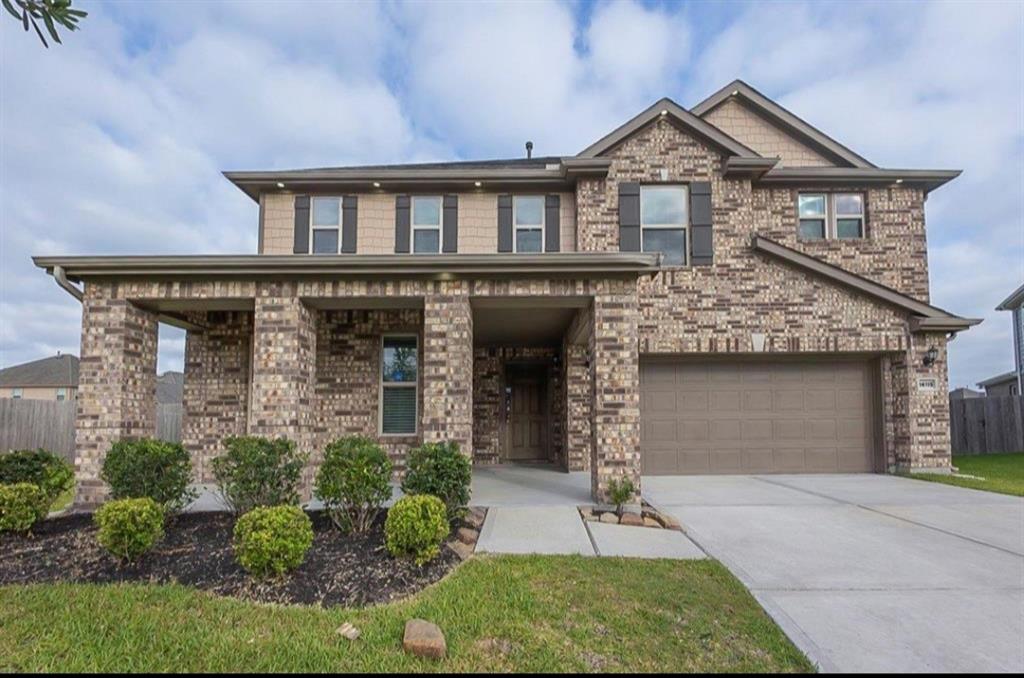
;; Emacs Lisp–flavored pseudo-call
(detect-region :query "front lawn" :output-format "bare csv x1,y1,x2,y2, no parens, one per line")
0,555,814,673
911,453,1024,496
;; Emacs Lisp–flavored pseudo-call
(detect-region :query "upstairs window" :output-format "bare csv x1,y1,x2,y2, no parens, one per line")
311,196,342,254
11,388,22,399
513,196,544,253
798,192,865,240
56,388,66,401
412,196,442,254
381,335,418,435
641,185,688,265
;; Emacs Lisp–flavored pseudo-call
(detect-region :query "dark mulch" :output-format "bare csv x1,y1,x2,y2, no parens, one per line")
0,510,461,608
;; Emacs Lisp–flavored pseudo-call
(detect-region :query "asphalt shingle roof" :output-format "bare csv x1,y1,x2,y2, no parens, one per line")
0,354,79,388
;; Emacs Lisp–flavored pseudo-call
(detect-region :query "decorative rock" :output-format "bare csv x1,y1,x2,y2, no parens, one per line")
446,540,474,560
465,507,486,530
659,514,682,531
643,517,661,528
403,619,447,659
620,513,645,527
599,512,619,524
336,622,360,640
578,506,593,518
456,527,478,545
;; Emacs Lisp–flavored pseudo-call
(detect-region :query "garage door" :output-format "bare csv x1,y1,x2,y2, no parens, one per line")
640,359,877,475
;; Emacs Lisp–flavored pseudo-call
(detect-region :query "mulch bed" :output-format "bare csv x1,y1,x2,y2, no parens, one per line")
0,510,462,608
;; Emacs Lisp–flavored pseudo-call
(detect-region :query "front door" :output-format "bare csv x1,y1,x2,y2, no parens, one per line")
507,368,548,462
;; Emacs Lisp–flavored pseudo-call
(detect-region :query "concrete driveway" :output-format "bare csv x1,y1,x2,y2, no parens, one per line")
643,474,1024,673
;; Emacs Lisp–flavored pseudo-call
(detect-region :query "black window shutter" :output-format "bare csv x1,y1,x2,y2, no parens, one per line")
293,195,310,254
395,195,410,253
618,183,641,252
442,194,458,253
544,195,561,252
690,182,713,266
341,195,358,253
497,195,513,252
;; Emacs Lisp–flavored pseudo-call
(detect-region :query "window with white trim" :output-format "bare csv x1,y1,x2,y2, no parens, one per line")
798,192,865,240
411,196,442,254
56,387,66,401
380,335,417,435
513,195,544,253
641,185,688,265
310,196,342,254
11,388,22,399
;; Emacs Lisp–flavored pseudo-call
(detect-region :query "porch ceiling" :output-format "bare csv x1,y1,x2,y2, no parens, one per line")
472,297,587,347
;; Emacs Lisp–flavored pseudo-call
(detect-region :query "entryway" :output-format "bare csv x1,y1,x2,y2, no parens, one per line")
505,364,549,462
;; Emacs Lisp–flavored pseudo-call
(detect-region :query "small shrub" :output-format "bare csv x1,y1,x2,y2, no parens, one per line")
606,477,636,515
212,436,307,514
384,494,449,566
0,449,73,508
314,436,392,534
0,483,50,533
233,505,314,578
101,438,197,515
94,497,165,562
400,442,471,522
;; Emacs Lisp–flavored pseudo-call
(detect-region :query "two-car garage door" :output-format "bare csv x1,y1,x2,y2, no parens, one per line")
640,358,879,475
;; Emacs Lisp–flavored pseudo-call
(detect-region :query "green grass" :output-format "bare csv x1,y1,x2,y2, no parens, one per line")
911,453,1024,496
0,555,813,673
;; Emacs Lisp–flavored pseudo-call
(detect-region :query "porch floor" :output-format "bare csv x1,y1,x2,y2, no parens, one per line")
470,464,591,507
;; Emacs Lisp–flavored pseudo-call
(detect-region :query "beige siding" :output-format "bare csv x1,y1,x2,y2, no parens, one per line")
259,191,577,255
1,386,76,401
704,99,835,168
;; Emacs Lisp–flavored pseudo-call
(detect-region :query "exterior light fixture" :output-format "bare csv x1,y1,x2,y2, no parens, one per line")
660,109,668,116
474,181,482,187
276,182,285,189
923,346,938,367
895,178,904,184
373,181,381,188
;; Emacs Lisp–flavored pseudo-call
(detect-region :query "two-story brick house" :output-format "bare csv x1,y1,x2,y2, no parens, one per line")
35,80,978,507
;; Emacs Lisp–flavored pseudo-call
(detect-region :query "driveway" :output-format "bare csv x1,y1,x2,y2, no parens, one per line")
643,473,1024,673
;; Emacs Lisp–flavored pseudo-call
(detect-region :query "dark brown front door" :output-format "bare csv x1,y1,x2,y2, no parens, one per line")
507,369,548,462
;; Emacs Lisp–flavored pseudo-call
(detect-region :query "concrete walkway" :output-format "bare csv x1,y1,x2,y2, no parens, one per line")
644,473,1024,673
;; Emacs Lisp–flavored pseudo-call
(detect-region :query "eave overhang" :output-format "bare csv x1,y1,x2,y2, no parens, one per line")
752,235,980,333
34,252,661,283
756,167,961,194
996,282,1024,311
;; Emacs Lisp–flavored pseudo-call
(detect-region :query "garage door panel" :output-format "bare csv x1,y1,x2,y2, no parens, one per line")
641,359,876,475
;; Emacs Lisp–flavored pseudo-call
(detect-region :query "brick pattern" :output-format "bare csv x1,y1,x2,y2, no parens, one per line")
422,283,473,454
74,283,158,506
182,310,252,482
703,98,835,167
882,332,951,471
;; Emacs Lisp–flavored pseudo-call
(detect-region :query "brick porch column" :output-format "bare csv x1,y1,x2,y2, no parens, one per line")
589,282,641,502
422,282,473,455
248,284,317,493
74,283,159,507
883,331,952,472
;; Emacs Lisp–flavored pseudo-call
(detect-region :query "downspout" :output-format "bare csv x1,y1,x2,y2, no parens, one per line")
51,265,84,302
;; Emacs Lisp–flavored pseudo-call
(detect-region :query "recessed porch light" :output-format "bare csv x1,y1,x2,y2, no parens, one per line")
474,181,482,187
276,182,285,189
373,181,381,188
895,179,904,184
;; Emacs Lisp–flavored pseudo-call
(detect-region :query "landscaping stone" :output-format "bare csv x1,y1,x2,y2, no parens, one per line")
659,514,682,531
335,623,360,640
599,512,619,524
620,513,645,527
465,507,486,531
446,540,474,561
643,517,661,528
403,619,447,659
456,527,478,545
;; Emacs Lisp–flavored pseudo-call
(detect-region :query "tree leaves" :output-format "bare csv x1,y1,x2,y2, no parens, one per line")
2,0,87,48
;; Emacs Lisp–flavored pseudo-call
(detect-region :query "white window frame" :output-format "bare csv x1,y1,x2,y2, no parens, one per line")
309,196,343,254
512,195,545,253
56,387,66,401
797,192,866,240
11,387,22,399
640,184,689,266
410,196,443,254
797,192,828,240
379,334,418,436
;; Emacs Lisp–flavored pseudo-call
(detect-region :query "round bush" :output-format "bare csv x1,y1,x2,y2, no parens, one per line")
94,498,165,562
0,482,50,533
400,442,472,523
384,494,449,566
0,449,73,507
101,438,197,514
213,436,307,515
233,505,314,578
314,436,393,534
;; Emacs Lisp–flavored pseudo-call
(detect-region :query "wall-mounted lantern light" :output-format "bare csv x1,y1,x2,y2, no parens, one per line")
923,346,938,367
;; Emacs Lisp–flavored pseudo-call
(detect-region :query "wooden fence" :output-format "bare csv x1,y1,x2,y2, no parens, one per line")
949,395,1024,455
0,400,183,462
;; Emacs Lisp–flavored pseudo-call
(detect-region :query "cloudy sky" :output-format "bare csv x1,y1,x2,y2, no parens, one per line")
1,0,1021,389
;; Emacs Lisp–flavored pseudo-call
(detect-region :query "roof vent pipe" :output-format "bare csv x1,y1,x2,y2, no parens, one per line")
525,141,533,159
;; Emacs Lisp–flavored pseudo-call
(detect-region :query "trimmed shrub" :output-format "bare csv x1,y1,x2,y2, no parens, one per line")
212,436,307,515
0,482,50,533
94,497,165,562
0,449,73,508
101,438,197,515
314,436,392,534
606,477,636,515
384,494,449,566
233,505,314,578
400,442,471,523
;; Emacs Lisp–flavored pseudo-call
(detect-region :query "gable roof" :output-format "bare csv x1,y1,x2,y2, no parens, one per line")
692,80,875,169
752,235,980,332
0,354,79,388
996,282,1024,311
577,97,761,159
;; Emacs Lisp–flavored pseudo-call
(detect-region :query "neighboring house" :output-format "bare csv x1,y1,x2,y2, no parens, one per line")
978,371,1019,397
34,80,980,506
0,353,78,401
948,387,984,400
157,371,184,405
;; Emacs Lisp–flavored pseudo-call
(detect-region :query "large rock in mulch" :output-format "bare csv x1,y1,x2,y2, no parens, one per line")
456,527,478,545
464,507,486,530
403,619,447,659
447,540,474,560
620,513,645,527
599,512,619,524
